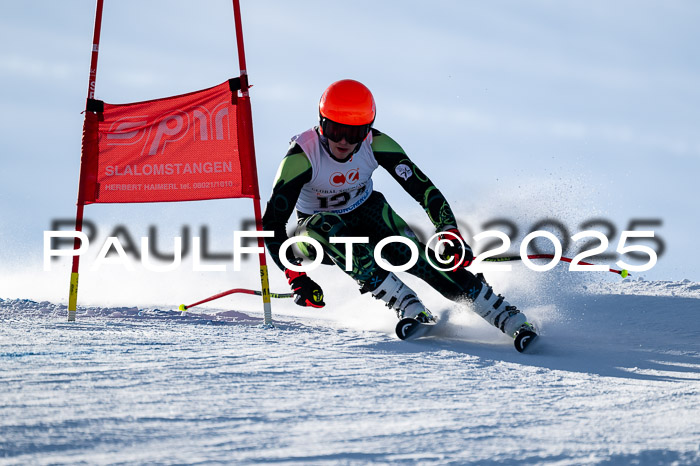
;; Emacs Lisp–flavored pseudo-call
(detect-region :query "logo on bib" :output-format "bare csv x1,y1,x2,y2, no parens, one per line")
330,168,359,187
330,172,346,186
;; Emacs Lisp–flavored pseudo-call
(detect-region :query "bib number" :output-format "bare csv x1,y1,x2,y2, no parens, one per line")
318,186,367,210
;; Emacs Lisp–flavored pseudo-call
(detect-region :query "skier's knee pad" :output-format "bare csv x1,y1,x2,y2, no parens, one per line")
296,213,346,265
301,212,346,237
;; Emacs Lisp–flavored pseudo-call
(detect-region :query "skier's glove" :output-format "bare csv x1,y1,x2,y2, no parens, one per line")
438,227,474,268
285,269,325,308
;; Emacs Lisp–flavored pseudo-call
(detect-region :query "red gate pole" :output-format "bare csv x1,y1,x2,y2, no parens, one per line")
232,0,273,325
68,0,105,322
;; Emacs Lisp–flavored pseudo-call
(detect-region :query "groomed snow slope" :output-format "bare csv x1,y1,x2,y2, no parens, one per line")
1,277,699,465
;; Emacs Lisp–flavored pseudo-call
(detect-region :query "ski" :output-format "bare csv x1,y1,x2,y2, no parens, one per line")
395,317,436,340
396,317,539,353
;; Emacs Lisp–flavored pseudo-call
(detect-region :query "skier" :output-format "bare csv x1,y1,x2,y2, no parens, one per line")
262,79,537,351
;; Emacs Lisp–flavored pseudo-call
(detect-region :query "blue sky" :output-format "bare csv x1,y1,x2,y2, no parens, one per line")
1,1,699,304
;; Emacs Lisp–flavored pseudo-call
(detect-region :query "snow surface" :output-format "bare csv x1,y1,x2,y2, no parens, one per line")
2,276,700,465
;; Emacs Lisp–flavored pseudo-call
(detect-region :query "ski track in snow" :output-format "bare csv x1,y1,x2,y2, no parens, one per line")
1,280,700,465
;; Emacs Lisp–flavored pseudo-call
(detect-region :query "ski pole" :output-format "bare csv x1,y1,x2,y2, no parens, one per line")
482,254,629,277
179,288,293,312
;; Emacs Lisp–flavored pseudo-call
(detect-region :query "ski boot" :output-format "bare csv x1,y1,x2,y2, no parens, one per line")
471,282,537,352
370,272,436,323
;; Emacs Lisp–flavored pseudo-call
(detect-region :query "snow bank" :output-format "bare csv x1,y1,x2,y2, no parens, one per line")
1,279,699,464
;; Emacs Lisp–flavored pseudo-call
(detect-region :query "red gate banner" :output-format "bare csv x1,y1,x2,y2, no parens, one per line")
80,79,258,204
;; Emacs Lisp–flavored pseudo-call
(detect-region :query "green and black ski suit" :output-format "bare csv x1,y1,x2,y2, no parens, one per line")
262,127,484,301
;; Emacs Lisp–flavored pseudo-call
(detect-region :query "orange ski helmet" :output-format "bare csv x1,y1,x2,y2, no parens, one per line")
319,79,376,143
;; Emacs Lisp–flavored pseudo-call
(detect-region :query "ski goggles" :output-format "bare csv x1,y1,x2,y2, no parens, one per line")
320,117,372,144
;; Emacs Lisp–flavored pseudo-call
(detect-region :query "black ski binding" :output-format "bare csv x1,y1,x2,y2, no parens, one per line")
514,327,538,353
395,317,435,340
